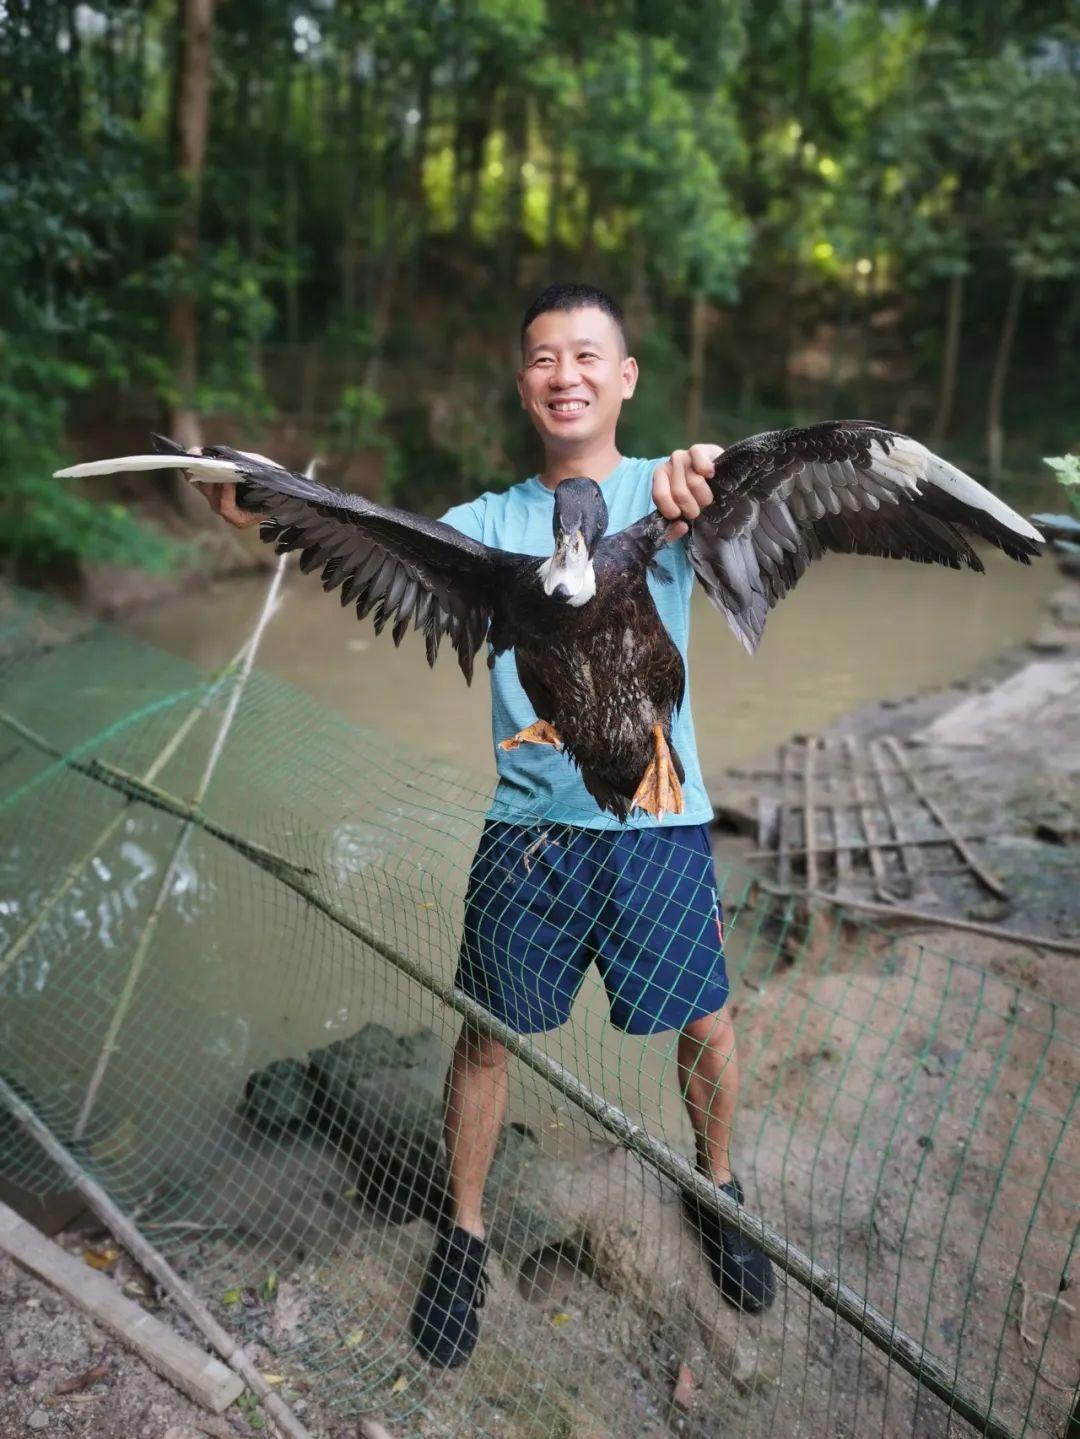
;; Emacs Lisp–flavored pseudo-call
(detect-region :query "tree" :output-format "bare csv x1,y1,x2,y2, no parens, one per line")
167,0,216,462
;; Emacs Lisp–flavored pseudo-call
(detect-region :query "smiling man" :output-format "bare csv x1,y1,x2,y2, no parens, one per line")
199,281,775,1368
411,282,776,1367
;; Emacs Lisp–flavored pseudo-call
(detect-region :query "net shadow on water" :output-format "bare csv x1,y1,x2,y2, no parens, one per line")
0,584,1076,1439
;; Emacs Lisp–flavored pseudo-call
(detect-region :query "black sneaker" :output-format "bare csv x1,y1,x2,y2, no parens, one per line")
410,1224,490,1368
684,1174,775,1313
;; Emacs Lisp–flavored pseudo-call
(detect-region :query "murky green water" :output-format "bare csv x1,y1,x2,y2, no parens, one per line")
1,548,1058,1193
122,546,1057,780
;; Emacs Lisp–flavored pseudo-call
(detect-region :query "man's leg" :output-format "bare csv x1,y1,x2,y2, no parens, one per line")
411,1019,506,1368
678,1006,738,1187
678,1006,774,1312
415,821,594,1366
444,1019,510,1239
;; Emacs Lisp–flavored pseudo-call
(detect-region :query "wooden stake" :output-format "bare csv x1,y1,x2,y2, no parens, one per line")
0,1081,311,1439
882,736,1008,899
803,735,820,893
845,736,895,902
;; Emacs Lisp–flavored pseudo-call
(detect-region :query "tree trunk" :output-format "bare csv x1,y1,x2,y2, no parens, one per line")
340,52,364,345
500,89,527,286
986,270,1025,486
931,271,965,447
782,0,815,390
167,0,215,478
685,293,711,438
283,145,300,347
546,127,563,276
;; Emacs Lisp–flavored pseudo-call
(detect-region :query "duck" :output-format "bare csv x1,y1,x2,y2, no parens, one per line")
56,421,1044,822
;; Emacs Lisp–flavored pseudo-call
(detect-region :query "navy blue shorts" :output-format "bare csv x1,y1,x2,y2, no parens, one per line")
456,821,729,1036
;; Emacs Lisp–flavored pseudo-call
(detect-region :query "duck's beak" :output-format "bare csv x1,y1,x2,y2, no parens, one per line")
539,528,597,606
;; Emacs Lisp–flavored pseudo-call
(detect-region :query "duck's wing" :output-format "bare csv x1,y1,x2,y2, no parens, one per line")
56,442,521,683
220,447,532,683
688,420,1045,654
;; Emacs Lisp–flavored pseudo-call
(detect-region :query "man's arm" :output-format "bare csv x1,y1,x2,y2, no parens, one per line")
652,444,723,541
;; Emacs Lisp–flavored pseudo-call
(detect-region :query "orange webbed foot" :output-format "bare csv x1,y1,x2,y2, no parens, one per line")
499,719,564,752
630,724,684,821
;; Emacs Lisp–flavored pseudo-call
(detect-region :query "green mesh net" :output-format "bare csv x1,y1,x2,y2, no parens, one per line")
0,579,1077,1439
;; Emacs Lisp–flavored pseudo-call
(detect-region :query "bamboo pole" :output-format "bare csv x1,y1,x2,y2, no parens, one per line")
0,1078,311,1439
882,736,1008,900
0,711,313,885
72,546,292,1139
802,735,819,892
845,735,895,902
755,879,1080,956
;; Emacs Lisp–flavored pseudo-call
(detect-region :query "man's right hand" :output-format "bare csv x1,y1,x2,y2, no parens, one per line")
194,480,264,530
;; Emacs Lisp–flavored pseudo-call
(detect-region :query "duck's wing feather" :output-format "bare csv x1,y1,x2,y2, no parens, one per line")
688,420,1044,653
207,447,523,683
57,440,522,683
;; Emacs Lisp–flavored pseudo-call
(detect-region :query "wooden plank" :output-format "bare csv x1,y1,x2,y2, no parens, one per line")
803,735,820,893
881,736,1009,899
828,740,855,891
756,794,780,851
776,743,794,890
869,739,926,902
844,737,895,902
0,1200,244,1414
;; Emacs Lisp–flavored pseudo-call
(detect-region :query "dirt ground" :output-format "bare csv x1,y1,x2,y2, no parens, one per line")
0,1249,256,1439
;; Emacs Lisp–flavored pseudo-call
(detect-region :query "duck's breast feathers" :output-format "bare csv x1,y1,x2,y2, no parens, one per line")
687,420,1044,654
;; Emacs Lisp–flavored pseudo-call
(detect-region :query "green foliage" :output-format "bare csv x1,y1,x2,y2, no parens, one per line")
3,0,1079,558
618,330,690,459
0,46,182,575
1043,455,1080,519
326,386,402,501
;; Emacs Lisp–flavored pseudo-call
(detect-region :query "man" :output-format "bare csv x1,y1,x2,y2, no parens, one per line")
200,281,774,1371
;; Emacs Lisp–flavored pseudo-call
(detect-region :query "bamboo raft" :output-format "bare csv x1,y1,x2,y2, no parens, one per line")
738,733,1008,907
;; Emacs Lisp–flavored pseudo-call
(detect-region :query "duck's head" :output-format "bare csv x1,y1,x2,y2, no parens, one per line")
539,477,608,606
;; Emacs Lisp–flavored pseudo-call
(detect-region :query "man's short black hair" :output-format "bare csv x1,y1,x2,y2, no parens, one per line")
520,282,627,354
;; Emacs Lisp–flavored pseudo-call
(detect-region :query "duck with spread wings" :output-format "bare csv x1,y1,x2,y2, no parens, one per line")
56,421,1043,822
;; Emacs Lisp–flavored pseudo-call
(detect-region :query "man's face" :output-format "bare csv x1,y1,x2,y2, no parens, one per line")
517,306,638,451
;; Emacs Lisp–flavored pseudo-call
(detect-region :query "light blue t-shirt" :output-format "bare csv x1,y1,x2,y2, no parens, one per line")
441,455,714,831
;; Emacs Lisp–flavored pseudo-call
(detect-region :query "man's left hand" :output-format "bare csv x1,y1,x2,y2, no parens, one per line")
652,444,723,541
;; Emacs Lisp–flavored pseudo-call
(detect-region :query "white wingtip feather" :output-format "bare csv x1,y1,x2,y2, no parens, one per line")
921,450,1045,543
53,454,243,482
877,437,1043,543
